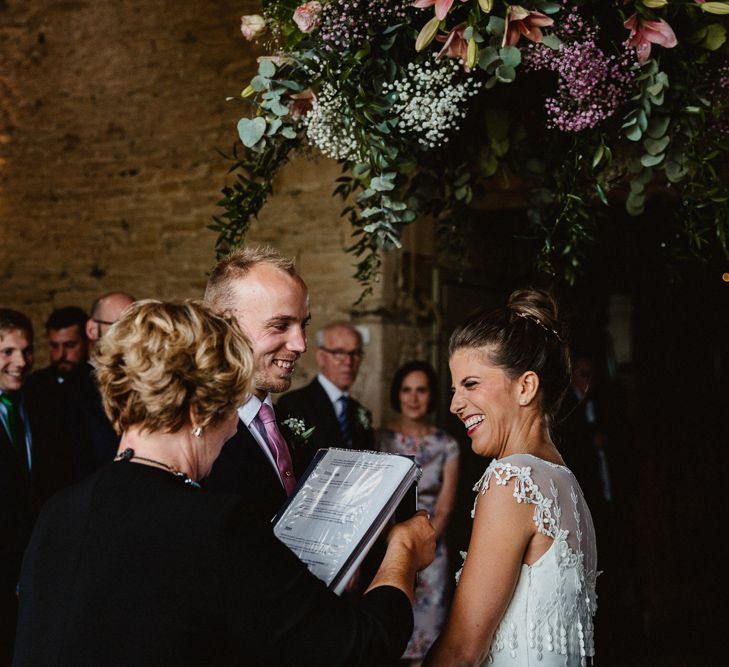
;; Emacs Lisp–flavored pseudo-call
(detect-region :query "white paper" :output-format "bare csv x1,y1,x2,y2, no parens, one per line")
273,448,418,593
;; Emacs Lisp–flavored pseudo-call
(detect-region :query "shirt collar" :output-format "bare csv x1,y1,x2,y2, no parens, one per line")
317,373,347,404
238,392,274,427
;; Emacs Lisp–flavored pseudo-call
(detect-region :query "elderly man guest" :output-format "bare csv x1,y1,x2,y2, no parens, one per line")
67,291,135,469
277,320,374,477
203,246,309,520
0,308,34,664
13,300,436,666
85,291,135,345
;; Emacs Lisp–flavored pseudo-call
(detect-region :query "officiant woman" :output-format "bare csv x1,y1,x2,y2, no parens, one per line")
12,300,435,667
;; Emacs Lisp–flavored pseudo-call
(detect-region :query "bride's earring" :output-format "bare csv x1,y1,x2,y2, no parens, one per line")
191,425,203,438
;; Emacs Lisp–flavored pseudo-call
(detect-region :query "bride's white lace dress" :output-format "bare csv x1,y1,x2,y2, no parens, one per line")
457,454,598,666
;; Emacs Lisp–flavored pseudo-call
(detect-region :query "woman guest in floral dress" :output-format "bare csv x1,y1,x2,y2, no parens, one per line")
377,361,459,666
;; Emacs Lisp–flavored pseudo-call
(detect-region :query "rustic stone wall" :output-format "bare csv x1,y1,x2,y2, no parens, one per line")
0,0,411,424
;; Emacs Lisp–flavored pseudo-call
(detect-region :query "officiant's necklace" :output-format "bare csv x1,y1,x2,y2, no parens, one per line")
114,447,201,489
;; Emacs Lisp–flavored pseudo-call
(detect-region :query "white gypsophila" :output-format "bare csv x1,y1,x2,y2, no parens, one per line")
384,57,481,149
303,83,362,161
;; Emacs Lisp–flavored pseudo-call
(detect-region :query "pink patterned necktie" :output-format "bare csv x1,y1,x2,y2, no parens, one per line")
257,403,297,496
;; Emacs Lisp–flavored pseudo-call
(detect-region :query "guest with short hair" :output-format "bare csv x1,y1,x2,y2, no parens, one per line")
13,300,436,667
24,306,93,502
277,320,374,477
0,308,34,664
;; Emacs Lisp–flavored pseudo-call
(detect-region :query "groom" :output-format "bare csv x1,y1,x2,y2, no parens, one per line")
203,246,310,521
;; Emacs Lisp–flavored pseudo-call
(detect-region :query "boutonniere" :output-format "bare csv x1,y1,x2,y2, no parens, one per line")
355,406,372,431
281,417,315,448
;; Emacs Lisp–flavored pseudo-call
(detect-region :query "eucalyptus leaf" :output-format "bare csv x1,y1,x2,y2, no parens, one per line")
266,118,282,136
486,16,505,35
237,117,266,148
665,160,688,182
250,75,270,92
541,34,563,50
644,135,670,155
625,124,643,141
499,46,521,67
258,59,276,78
281,126,297,139
640,152,664,167
647,115,670,138
478,46,500,70
496,64,516,83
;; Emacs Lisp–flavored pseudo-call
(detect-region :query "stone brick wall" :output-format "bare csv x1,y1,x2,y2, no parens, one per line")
0,0,413,425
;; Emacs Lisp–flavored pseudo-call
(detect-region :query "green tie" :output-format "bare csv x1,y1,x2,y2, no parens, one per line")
1,392,28,470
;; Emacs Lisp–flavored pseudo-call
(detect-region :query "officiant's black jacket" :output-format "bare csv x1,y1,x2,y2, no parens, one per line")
13,461,413,667
277,377,374,478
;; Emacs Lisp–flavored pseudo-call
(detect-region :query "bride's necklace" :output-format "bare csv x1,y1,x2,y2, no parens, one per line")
114,447,201,489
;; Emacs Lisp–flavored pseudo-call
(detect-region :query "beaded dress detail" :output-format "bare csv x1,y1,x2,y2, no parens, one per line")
457,454,598,666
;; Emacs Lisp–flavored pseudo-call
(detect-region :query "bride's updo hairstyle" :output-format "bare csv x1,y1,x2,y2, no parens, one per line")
449,288,571,427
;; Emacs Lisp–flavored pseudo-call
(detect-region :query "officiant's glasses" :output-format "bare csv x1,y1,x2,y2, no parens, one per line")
320,346,364,362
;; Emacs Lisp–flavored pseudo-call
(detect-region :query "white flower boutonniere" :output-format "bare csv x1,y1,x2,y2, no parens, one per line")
355,406,372,431
281,417,315,448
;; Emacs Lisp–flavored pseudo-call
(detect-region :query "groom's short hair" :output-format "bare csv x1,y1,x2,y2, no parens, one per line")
204,245,298,312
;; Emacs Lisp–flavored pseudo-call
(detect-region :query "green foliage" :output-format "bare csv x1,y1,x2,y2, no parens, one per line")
215,1,729,294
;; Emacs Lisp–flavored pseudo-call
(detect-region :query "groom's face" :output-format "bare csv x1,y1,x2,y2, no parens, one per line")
229,263,310,399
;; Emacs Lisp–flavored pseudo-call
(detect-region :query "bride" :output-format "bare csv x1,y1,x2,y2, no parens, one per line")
424,289,598,667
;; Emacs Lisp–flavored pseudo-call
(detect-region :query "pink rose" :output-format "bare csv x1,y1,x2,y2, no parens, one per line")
240,14,266,41
293,2,322,34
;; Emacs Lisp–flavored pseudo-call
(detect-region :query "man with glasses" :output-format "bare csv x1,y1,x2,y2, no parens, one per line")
277,321,374,477
85,291,135,346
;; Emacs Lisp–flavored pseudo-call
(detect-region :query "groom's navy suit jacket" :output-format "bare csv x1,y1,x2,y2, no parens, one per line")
204,420,287,523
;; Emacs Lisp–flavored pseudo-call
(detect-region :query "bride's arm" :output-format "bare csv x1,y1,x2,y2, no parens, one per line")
423,479,535,667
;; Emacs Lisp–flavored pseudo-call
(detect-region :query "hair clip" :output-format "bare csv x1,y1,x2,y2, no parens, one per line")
514,311,563,342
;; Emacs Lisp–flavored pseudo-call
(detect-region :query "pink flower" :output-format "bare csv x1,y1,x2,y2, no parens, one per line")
293,2,322,33
435,24,469,63
624,13,677,64
240,15,266,41
502,5,554,47
288,88,316,119
413,0,468,22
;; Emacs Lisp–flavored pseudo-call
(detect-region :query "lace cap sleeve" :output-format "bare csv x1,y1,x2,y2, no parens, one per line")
472,459,559,538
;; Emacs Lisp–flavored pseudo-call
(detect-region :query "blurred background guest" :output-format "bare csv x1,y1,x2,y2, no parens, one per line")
24,306,93,504
13,300,435,667
0,309,34,665
278,320,374,477
377,360,459,667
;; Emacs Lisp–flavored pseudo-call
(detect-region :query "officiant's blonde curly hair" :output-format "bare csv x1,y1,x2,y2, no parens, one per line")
93,300,253,434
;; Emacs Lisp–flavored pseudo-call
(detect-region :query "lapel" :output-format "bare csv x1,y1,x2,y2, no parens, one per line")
308,378,342,446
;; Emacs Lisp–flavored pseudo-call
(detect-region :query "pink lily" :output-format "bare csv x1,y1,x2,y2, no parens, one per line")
288,88,316,119
624,13,677,64
502,5,554,47
435,24,469,64
412,0,468,21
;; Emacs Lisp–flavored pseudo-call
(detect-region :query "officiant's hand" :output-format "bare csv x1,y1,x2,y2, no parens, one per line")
365,510,435,604
389,510,436,572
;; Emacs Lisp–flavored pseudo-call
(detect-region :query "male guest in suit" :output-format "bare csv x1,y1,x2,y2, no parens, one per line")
70,291,135,469
24,306,94,501
203,246,309,521
277,321,374,477
0,308,34,664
